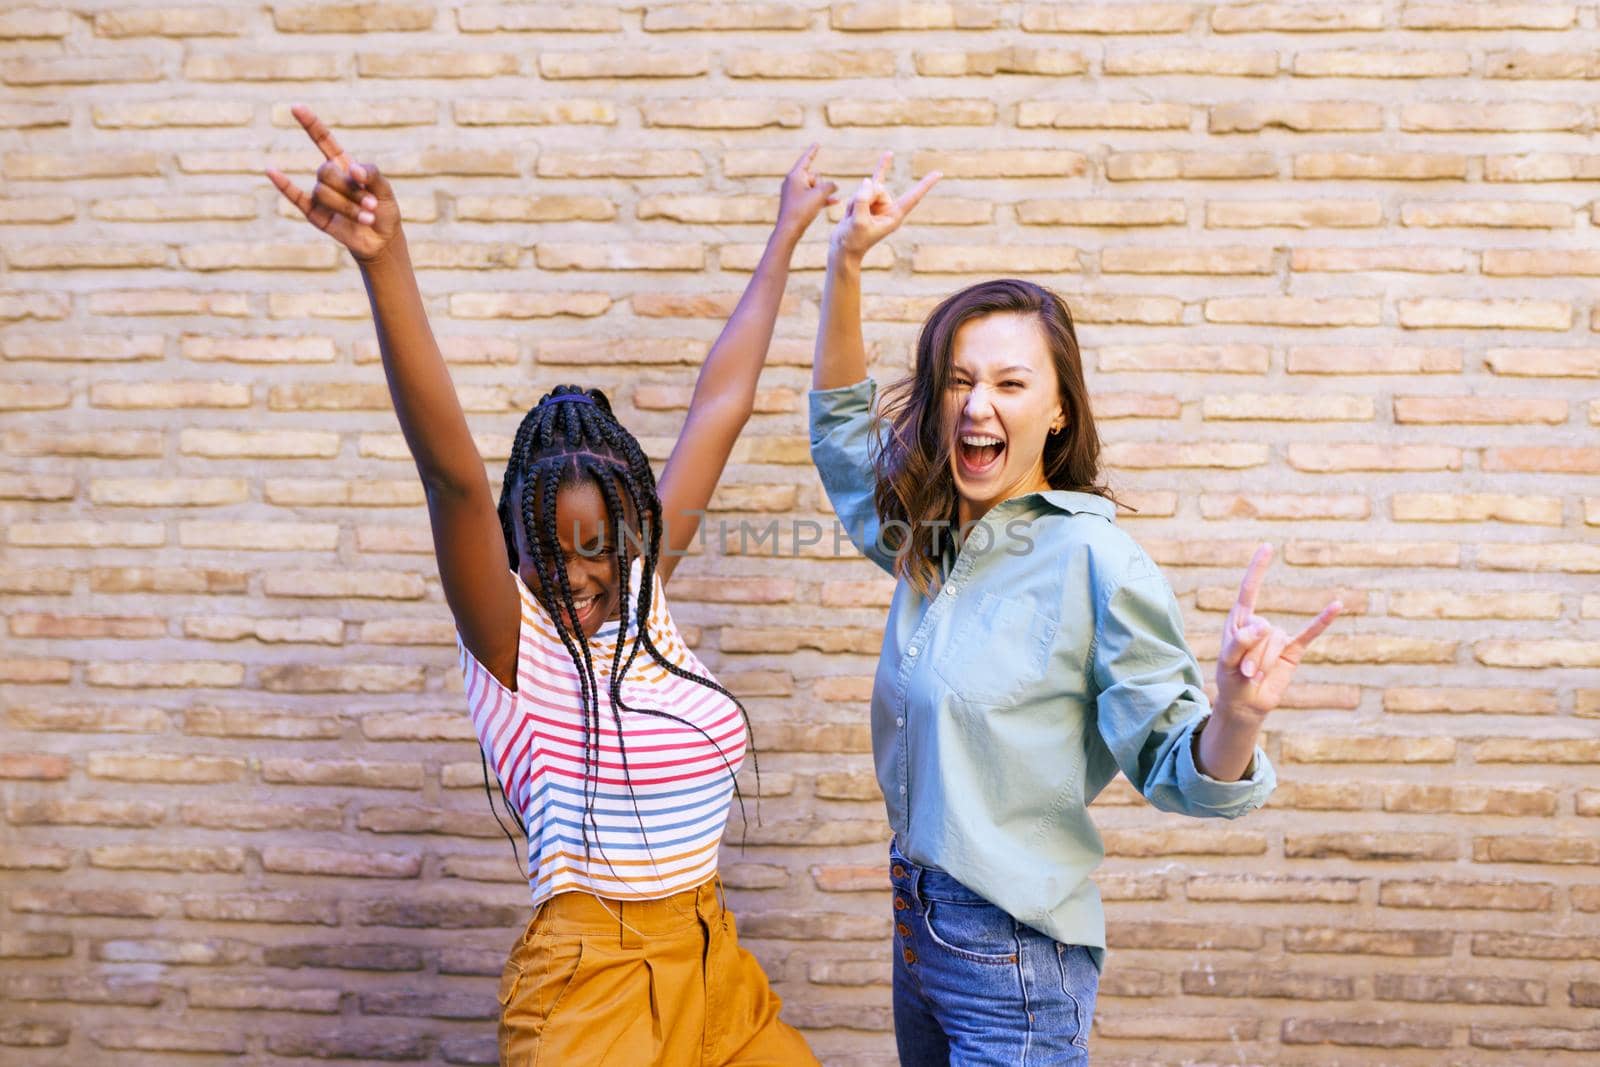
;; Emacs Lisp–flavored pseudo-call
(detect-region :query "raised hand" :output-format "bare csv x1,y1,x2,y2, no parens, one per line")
828,150,940,265
266,105,399,263
1214,544,1342,722
774,144,839,244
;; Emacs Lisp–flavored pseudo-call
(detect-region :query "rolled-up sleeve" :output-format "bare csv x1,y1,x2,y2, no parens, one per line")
808,379,897,576
1091,549,1274,819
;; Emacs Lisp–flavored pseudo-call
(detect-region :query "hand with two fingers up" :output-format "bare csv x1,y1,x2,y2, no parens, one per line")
266,105,399,265
1199,544,1343,780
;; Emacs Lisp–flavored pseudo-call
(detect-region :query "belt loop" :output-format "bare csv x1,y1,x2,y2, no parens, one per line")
619,899,641,950
908,856,925,908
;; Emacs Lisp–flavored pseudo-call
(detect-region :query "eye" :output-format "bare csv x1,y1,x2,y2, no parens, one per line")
1001,380,1025,390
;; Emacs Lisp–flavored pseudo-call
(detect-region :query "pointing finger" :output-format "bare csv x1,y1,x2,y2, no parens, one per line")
292,105,346,164
1234,543,1273,617
872,149,892,185
895,171,941,217
266,168,316,219
1282,600,1343,665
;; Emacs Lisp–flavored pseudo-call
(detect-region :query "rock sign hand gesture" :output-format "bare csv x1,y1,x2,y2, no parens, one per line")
265,105,399,264
829,150,941,263
1214,544,1343,723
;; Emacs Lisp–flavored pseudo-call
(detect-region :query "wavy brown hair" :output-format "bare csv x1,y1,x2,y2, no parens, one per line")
873,278,1114,595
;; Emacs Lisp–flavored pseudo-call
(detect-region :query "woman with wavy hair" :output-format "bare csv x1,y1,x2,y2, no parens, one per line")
808,154,1342,1065
269,107,826,1066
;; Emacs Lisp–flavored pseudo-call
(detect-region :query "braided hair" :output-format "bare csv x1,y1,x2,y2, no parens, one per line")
481,384,759,881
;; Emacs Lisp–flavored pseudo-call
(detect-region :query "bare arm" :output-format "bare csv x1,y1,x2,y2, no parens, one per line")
815,152,940,391
268,107,520,688
655,146,836,581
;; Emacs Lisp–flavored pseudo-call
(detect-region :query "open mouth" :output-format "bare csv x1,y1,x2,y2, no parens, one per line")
570,592,603,629
956,432,1005,479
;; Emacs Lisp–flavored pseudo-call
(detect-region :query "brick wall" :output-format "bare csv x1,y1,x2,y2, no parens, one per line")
2,2,1597,1063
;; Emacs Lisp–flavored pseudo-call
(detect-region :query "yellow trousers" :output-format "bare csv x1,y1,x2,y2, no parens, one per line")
497,879,819,1066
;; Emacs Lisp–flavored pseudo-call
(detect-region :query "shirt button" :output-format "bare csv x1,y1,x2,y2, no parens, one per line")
895,716,904,728
899,785,907,795
907,645,919,657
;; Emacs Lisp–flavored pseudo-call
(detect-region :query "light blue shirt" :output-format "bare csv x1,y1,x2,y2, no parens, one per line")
809,378,1275,967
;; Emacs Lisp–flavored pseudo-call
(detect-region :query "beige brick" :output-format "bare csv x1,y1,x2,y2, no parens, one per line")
4,55,163,85
1403,102,1584,132
92,195,256,222
0,474,74,501
829,97,996,126
1206,297,1381,326
1488,50,1600,79
1292,49,1471,77
1403,201,1572,229
539,50,708,79
1105,48,1275,76
87,752,245,784
643,99,804,129
0,196,75,223
1294,152,1468,180
1484,347,1599,376
3,333,164,362
453,99,614,127
1477,541,1600,571
1018,199,1185,228
86,661,244,688
915,46,1085,77
1393,493,1561,526
185,53,343,81
536,243,703,272
6,152,163,180
0,291,70,321
1292,247,1469,273
1103,442,1268,469
87,289,249,317
1104,246,1273,275
273,3,435,32
90,478,248,508
0,382,70,410
180,429,340,459
1202,394,1373,420
833,2,1001,31
1403,3,1576,30
913,149,1086,178
1210,102,1382,133
9,522,165,549
536,150,704,178
1016,101,1189,130
1106,151,1276,181
1287,541,1461,568
911,245,1079,273
1399,298,1571,331
456,4,622,31
726,49,896,79
90,381,251,409
355,51,516,79
0,102,69,127
6,244,169,269
95,7,240,36
645,3,811,30
1206,200,1381,228
1021,4,1195,33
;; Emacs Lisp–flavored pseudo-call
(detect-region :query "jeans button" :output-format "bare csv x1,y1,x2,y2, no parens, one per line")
891,864,906,879
896,922,911,938
893,897,909,911
903,947,916,965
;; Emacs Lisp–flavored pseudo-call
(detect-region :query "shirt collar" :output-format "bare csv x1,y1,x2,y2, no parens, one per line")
1003,489,1118,521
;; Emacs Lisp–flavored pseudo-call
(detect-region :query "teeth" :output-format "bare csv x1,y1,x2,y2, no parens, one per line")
960,434,1003,447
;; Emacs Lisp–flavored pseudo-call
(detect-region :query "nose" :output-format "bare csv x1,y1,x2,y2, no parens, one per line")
963,384,995,421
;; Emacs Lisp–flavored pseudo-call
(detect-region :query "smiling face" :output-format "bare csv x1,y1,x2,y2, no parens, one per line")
942,311,1066,526
511,477,632,638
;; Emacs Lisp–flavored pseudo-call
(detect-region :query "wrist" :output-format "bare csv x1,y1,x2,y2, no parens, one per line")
355,229,407,271
826,248,863,275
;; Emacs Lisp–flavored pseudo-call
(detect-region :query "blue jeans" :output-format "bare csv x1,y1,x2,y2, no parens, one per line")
890,842,1099,1066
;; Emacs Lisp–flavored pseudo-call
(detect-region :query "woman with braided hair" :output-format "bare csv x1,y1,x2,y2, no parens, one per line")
268,107,828,1066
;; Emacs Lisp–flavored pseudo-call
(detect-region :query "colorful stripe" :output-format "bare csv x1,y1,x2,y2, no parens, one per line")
458,561,745,903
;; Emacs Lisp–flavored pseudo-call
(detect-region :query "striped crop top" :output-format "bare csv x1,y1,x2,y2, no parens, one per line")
457,560,746,904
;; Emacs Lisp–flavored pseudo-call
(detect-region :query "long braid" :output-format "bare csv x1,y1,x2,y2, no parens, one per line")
485,384,763,883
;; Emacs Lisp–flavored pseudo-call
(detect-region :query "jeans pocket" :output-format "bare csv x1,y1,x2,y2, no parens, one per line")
1056,943,1099,1050
922,898,1018,965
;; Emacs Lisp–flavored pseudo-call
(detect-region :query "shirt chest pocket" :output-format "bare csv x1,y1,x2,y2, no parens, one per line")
930,592,1058,706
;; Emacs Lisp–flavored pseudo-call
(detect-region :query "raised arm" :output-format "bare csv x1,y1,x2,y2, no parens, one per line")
268,106,519,687
654,146,836,580
815,151,940,390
